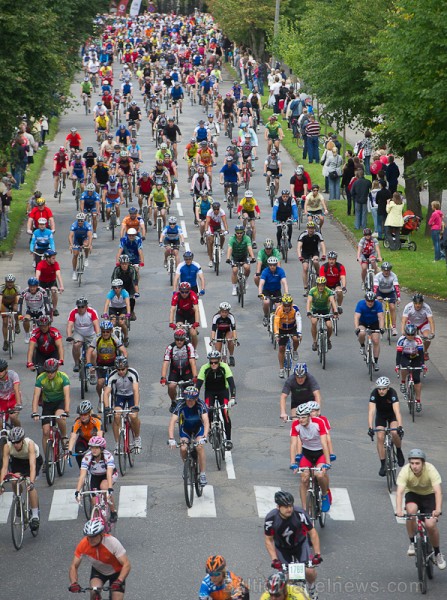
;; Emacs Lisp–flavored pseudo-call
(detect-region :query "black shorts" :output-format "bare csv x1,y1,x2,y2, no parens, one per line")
10,455,43,477
109,307,127,317
263,290,282,301
90,566,124,588
34,349,59,369
400,357,422,383
168,369,192,383
242,210,255,219
302,253,318,261
291,394,314,410
41,400,65,425
311,310,331,321
268,168,279,177
278,328,298,346
175,310,195,325
359,321,380,331
96,366,113,380
204,389,228,408
90,473,108,490
375,413,398,428
405,492,436,515
276,542,311,565
39,280,57,290
215,329,232,341
302,447,324,464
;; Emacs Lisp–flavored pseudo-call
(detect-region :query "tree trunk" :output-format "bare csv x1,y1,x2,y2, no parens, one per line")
403,149,422,217
249,29,266,61
424,186,443,236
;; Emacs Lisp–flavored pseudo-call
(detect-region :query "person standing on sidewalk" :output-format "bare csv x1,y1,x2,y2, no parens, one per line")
428,201,445,262
305,114,321,164
385,155,400,194
351,169,372,230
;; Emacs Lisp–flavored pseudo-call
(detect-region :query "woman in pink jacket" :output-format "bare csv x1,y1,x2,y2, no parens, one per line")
428,201,445,261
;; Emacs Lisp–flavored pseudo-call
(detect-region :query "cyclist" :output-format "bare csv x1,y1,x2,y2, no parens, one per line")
210,302,238,367
115,123,131,147
205,201,229,268
306,276,338,352
0,427,42,531
264,114,284,153
53,146,69,197
401,293,435,361
136,171,154,216
95,110,110,142
120,207,146,239
168,385,209,486
68,213,93,281
219,155,242,204
81,77,93,113
35,250,64,317
65,127,82,155
66,298,100,373
163,116,182,162
68,400,102,467
80,183,101,239
280,363,322,421
319,251,346,313
173,251,205,295
207,113,220,157
27,196,56,233
226,224,256,297
373,262,400,336
184,137,199,179
0,274,21,350
75,436,118,524
273,190,297,250
254,238,281,287
68,153,87,196
104,356,141,453
274,295,302,378
306,400,335,461
170,80,184,115
149,179,170,229
264,490,322,600
290,165,312,207
237,190,261,249
160,216,184,266
196,140,215,189
222,92,236,133
104,279,131,347
396,449,446,569
169,282,200,349
357,227,382,287
125,100,142,134
111,256,139,322
199,555,249,600
368,376,405,477
160,328,197,413
258,256,289,327
303,185,328,231
297,222,326,296
354,291,384,370
396,323,425,412
264,148,282,196
0,359,21,426
27,314,64,371
260,572,310,600
31,358,70,453
116,228,144,274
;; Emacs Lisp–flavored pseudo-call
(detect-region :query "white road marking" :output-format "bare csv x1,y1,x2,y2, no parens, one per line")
49,489,79,521
198,298,207,328
181,219,188,239
389,491,406,524
225,451,236,479
176,202,183,217
187,485,216,517
254,485,280,518
0,492,13,523
327,487,355,521
204,335,212,355
185,242,191,252
118,485,147,518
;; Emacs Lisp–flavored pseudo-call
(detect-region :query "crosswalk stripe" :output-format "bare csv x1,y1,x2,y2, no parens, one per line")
327,487,355,521
254,485,280,518
225,451,236,479
199,299,207,328
118,485,147,518
176,202,183,217
389,491,405,524
187,485,216,517
49,489,79,521
204,335,212,355
181,219,188,239
0,492,13,523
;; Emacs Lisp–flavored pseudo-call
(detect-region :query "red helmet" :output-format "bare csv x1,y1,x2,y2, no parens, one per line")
174,328,187,341
179,282,191,292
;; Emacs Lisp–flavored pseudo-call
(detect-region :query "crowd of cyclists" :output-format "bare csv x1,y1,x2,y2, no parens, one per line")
0,7,444,600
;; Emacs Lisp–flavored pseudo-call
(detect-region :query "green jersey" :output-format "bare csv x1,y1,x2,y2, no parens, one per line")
308,286,333,312
81,82,93,94
266,122,281,139
150,188,168,205
228,234,251,260
257,248,281,269
35,371,70,403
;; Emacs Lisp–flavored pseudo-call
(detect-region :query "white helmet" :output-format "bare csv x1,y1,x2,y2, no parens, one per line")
111,278,123,287
127,228,137,235
76,213,86,221
83,519,105,536
245,190,253,198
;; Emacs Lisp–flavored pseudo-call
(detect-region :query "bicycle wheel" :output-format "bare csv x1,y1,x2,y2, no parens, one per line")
368,345,373,381
214,250,219,276
45,440,56,486
213,425,222,471
110,214,116,240
284,346,292,378
118,429,127,476
306,490,317,523
280,239,288,263
240,279,245,308
8,327,13,359
183,457,194,508
385,444,393,493
77,256,84,287
58,181,62,204
416,537,427,593
10,496,24,550
127,423,135,468
332,315,338,337
408,383,415,422
56,435,66,476
194,457,203,497
82,480,92,520
426,542,434,580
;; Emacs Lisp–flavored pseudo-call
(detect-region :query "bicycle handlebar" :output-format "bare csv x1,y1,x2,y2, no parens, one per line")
397,513,442,519
0,405,23,415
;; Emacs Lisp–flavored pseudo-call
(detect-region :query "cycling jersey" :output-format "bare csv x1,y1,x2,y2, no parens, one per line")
273,198,298,222
0,284,20,305
81,192,100,210
72,415,102,441
195,125,209,142
174,398,207,434
298,231,323,257
211,314,236,337
228,234,252,261
374,272,400,296
81,449,115,475
127,143,141,160
358,236,379,258
137,177,153,195
266,122,281,139
36,260,60,284
396,335,424,360
150,188,168,205
164,341,195,371
402,302,433,328
273,305,302,335
397,463,442,496
290,173,312,195
237,197,260,215
0,369,20,404
264,507,313,550
308,286,333,313
196,197,211,216
162,224,183,243
197,147,213,166
29,207,54,228
185,143,198,159
355,299,383,326
90,334,122,366
260,266,286,292
220,163,239,183
95,116,109,130
199,571,248,600
282,373,320,409
119,236,142,263
171,290,198,315
68,307,98,337
369,388,399,419
30,326,62,355
18,287,49,315
256,248,281,269
106,289,130,310
30,228,55,253
35,371,70,403
260,585,308,600
197,362,234,393
175,261,202,288
290,417,328,451
319,262,346,288
70,221,92,245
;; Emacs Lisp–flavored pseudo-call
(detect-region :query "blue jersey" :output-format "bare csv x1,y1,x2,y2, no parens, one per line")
70,222,92,244
170,71,180,82
162,224,183,243
170,86,183,100
355,299,383,325
174,399,207,433
201,80,211,93
232,85,242,100
81,191,100,208
220,163,240,183
30,228,55,253
175,261,202,287
122,83,132,96
195,126,208,142
260,266,287,292
119,236,142,263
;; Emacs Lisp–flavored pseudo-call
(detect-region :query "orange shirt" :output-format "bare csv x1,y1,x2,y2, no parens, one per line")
72,415,102,441
75,534,126,576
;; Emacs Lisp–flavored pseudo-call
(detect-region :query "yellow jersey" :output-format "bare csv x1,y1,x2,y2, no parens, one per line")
238,197,259,213
273,304,301,335
260,584,310,600
95,115,109,130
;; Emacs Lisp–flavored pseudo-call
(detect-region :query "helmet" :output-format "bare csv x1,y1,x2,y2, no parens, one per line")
405,323,417,336
96,101,102,106
226,156,233,162
266,572,287,595
240,122,247,129
208,113,214,118
270,148,278,155
37,217,47,225
70,127,77,133
83,519,105,537
130,100,137,106
184,386,199,400
264,238,274,249
197,166,205,173
307,221,316,228
36,197,45,206
160,143,167,149
112,279,123,288
212,202,220,209
295,165,304,175
0,359,8,371
9,427,25,444
316,276,326,285
296,404,311,417
44,358,59,373
306,401,320,411
5,274,15,282
200,141,208,147
88,436,106,448
174,328,187,341
365,291,376,301
120,150,128,157
168,216,177,225
183,251,194,260
141,171,149,177
408,449,426,461
207,350,221,361
78,400,93,414
119,255,130,263
327,251,338,259
128,207,138,215
37,315,51,326
100,320,113,330
119,123,126,129
281,190,290,196
206,555,226,574
86,183,95,192
44,250,57,258
235,224,245,233
179,282,191,292
245,190,253,198
376,376,390,388
28,277,39,286
363,228,372,235
381,262,392,271
274,491,294,507
109,175,117,182
115,356,128,369
86,146,93,152
413,293,424,303
127,228,137,236
267,256,279,265
76,297,88,307
34,191,42,198
219,302,231,311
281,294,293,305
294,362,308,377
76,213,86,221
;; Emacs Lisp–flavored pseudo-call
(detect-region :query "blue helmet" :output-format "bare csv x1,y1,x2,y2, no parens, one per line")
28,277,39,286
100,320,113,331
184,386,199,400
294,362,308,377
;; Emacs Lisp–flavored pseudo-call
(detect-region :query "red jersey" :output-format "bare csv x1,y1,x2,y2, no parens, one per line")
137,177,153,195
102,93,113,109
312,414,331,432
319,262,346,289
36,260,60,283
29,207,54,229
291,172,312,195
30,327,62,354
163,160,176,176
171,291,199,314
65,132,82,148
53,151,69,169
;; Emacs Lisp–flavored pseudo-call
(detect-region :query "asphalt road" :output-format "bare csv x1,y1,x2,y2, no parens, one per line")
0,62,446,600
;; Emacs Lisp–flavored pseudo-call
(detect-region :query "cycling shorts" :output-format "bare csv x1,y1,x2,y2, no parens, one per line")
106,197,120,208
360,254,377,264
311,310,331,321
377,290,397,303
179,424,204,439
276,543,312,565
167,368,192,382
241,210,255,220
72,171,85,182
10,455,43,478
41,399,65,425
375,413,398,428
90,471,118,491
359,321,380,331
299,448,325,468
405,492,435,516
72,332,96,346
115,394,135,409
204,390,228,408
83,204,97,214
278,328,298,346
109,307,127,317
267,168,279,177
0,394,18,412
90,567,124,587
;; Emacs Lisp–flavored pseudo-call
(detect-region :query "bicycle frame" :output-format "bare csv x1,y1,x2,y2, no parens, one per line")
1,473,37,550
365,328,381,381
80,489,112,533
1,310,17,359
400,366,422,422
364,258,376,292
400,513,436,594
297,466,327,528
316,315,331,369
39,414,67,486
373,427,399,492
114,408,137,476
209,401,227,471
176,439,203,508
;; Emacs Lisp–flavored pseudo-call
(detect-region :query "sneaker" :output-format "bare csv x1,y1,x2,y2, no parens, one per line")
321,494,330,512
224,440,233,450
229,356,235,367
337,306,343,315
200,236,205,245
24,332,31,344
392,327,397,336
169,401,177,414
436,553,446,570
199,473,208,486
73,365,80,373
407,543,415,556
3,341,8,352
374,363,380,371
110,511,118,523
134,436,142,449
292,351,299,361
400,383,406,393
130,312,137,321
303,287,308,297
93,232,97,239
208,260,213,268
265,186,269,191
416,402,422,413
361,282,365,290
278,368,285,378
312,342,317,351
72,190,75,196
327,488,332,504
54,192,58,198
307,584,318,600
72,271,77,280
288,241,292,249
53,309,59,317
116,218,121,225
379,464,386,477
84,259,89,267
263,316,268,327
29,517,40,531
232,285,237,296
114,444,119,455
327,340,332,350
62,182,66,188
397,448,405,467
424,352,430,361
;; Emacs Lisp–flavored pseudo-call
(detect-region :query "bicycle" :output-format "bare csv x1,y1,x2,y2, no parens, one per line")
56,171,63,204
364,257,376,292
96,366,114,433
316,314,332,370
281,333,295,378
306,259,318,291
262,294,282,347
268,175,279,207
37,414,67,486
114,407,139,476
74,245,86,287
166,244,178,286
155,205,164,239
233,261,247,308
0,406,22,440
79,489,113,532
1,310,17,359
364,328,381,381
297,466,328,528
208,398,232,471
225,115,234,140
1,473,39,550
121,178,131,208
276,220,293,263
210,229,226,276
70,585,111,600
382,297,392,345
399,513,437,594
242,161,251,190
82,93,90,116
400,366,423,423
176,439,204,508
108,204,118,240
224,183,235,218
167,379,194,413
73,177,82,211
372,427,399,493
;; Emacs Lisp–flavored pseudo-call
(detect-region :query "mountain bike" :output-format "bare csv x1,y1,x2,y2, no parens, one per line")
166,244,178,286
0,406,22,441
154,206,164,239
242,160,251,190
208,398,228,471
364,257,376,292
114,407,139,476
38,414,68,486
306,259,318,291
400,513,436,594
1,473,39,550
108,204,118,240
268,175,279,207
1,310,17,359
177,439,205,508
281,333,295,378
232,261,248,308
276,220,293,263
224,182,235,218
373,427,399,493
298,466,328,528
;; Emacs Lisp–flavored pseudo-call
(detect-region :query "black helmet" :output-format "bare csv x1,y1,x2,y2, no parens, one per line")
274,491,294,507
413,293,424,303
0,359,8,371
381,262,392,271
76,297,88,307
365,291,376,301
405,323,417,336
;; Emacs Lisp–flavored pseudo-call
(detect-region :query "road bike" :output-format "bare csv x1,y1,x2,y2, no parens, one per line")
225,115,234,139
276,220,293,263
165,243,178,286
96,366,114,433
210,229,226,276
400,513,437,594
167,379,194,414
281,333,295,378
38,414,67,486
400,366,423,422
263,294,282,347
177,439,205,508
373,427,399,493
208,397,235,471
66,338,89,399
224,183,235,218
73,177,82,211
121,178,131,207
108,204,118,240
172,100,180,123
381,297,393,345
316,314,332,370
0,405,22,441
232,261,247,308
140,195,150,230
1,473,39,550
268,175,280,207
56,171,63,204
80,489,113,532
73,245,86,287
154,205,164,239
364,328,381,381
242,160,251,190
82,93,90,116
298,466,328,528
70,585,111,600
364,257,376,292
114,407,139,476
306,259,318,291
1,310,17,359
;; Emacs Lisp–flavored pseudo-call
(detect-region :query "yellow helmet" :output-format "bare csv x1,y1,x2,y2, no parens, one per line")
281,294,293,305
316,276,327,285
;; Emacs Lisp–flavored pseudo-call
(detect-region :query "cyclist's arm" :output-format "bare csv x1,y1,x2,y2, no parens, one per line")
132,381,140,407
297,240,303,259
308,527,320,555
0,443,11,484
69,554,82,585
168,414,179,439
264,533,278,562
63,381,70,414
192,304,200,325
393,402,403,427
329,295,338,313
433,483,443,516
106,464,115,489
201,411,210,438
28,441,37,484
290,432,299,464
320,239,327,256
395,483,405,516
367,401,376,430
354,311,361,329
280,276,288,295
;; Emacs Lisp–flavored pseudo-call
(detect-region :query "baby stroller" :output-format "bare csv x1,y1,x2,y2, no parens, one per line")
384,210,420,251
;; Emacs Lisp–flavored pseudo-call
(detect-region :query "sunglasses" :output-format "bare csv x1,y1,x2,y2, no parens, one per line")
209,571,224,577
209,361,219,365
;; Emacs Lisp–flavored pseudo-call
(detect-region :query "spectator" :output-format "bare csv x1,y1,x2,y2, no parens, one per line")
322,147,343,200
385,192,405,240
375,179,391,240
351,169,372,230
368,180,380,235
39,116,49,146
385,155,400,194
10,135,28,190
427,201,445,262
341,157,356,215
361,130,373,175
305,114,321,164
